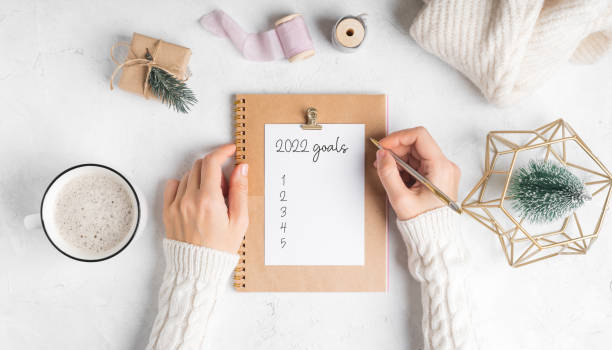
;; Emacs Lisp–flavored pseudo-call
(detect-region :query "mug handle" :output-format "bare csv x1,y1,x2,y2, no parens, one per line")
24,213,42,230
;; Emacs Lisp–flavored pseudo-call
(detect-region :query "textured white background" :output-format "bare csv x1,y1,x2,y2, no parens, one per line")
1,0,611,349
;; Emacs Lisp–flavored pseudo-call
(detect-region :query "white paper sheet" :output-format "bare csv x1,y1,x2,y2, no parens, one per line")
264,124,365,266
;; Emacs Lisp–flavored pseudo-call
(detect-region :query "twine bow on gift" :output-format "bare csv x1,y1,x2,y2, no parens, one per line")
109,39,185,99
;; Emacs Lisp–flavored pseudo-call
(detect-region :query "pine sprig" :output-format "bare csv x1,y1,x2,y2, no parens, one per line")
145,49,197,114
508,160,591,223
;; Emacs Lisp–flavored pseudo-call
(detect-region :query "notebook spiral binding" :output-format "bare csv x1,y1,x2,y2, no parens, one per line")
233,98,247,289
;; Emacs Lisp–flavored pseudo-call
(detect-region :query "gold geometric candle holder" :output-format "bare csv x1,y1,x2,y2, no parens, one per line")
462,119,611,267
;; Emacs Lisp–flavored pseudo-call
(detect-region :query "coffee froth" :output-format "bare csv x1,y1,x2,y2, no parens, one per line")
53,173,136,253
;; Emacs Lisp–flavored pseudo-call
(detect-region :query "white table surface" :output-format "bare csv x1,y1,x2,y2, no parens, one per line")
1,0,611,349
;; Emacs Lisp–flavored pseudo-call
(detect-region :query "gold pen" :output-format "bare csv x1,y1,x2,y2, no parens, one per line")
370,138,463,215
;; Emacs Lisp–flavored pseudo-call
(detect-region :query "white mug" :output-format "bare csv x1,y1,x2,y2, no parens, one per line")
24,164,147,262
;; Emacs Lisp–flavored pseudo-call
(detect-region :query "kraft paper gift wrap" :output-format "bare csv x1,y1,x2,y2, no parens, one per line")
116,33,192,97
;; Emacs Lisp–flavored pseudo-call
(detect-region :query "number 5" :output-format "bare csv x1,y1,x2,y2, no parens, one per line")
280,238,287,248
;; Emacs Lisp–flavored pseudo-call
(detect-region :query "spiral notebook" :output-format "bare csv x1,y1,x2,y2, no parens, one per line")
233,94,388,292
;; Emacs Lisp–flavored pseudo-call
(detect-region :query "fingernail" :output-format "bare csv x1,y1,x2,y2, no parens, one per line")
376,149,385,161
241,163,249,176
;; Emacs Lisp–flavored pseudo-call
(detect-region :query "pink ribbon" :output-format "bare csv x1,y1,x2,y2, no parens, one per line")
200,10,315,62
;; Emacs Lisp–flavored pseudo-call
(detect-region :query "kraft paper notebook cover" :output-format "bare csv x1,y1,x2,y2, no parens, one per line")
233,94,388,292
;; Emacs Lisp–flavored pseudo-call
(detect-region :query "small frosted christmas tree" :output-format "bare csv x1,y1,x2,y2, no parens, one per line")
508,160,591,223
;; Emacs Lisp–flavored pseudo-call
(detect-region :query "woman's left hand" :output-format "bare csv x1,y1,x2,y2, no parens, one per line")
162,144,249,254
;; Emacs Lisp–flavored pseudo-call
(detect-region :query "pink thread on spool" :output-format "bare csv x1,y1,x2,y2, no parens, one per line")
200,10,315,62
275,14,315,62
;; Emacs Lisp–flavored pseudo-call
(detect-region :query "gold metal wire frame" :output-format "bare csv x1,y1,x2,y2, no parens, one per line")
462,119,612,267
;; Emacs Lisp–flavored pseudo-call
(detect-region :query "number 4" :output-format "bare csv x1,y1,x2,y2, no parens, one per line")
280,222,287,233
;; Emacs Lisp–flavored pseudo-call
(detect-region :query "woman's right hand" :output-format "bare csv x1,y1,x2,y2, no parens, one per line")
374,127,461,221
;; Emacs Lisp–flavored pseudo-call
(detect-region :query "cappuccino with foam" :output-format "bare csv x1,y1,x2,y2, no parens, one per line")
53,173,137,253
24,164,145,261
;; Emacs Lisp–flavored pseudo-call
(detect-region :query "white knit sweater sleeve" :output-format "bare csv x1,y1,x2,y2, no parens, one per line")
146,239,238,350
396,207,477,350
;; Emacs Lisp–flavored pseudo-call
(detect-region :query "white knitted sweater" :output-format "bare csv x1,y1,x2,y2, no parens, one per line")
146,240,238,350
146,207,475,349
411,0,612,105
397,207,476,350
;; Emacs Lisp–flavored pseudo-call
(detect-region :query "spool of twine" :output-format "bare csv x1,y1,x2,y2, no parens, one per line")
332,14,367,52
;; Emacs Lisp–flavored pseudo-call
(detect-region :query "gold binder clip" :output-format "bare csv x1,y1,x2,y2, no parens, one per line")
301,107,322,130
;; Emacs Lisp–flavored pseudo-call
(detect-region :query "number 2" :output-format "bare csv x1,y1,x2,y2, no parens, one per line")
280,190,287,201
298,139,308,152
